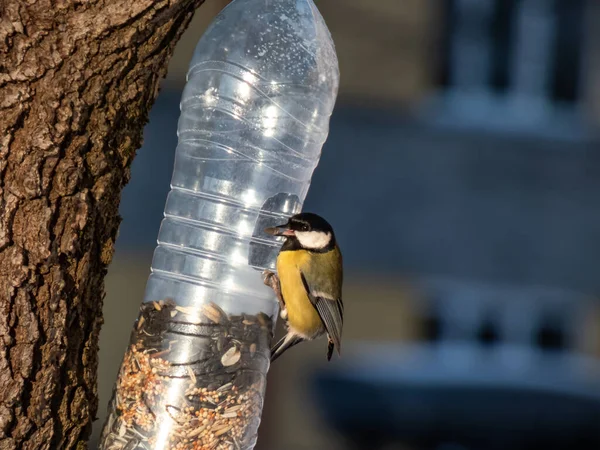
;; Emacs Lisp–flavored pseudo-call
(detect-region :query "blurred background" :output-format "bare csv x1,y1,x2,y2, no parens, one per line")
92,0,600,449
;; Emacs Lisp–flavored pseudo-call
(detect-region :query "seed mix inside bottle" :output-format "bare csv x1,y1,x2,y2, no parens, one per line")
99,299,273,450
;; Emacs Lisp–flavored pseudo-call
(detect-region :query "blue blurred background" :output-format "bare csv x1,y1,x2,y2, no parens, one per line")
93,0,600,448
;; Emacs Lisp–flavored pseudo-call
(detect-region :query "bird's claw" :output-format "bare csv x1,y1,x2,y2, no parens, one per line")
262,269,276,287
262,270,286,311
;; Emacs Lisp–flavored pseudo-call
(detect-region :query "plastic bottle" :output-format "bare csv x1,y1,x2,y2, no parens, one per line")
98,0,339,449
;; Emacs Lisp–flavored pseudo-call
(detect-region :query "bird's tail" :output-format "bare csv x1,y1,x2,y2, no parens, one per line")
270,334,303,363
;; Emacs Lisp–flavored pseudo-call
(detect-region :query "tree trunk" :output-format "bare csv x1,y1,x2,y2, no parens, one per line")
0,1,204,448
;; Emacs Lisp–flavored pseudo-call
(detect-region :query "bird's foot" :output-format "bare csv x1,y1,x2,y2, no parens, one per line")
262,270,286,311
262,269,276,287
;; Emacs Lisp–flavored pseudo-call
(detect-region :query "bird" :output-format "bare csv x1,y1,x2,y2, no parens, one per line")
263,212,343,363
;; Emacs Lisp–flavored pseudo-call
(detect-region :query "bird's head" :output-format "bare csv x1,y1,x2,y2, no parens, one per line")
265,212,335,250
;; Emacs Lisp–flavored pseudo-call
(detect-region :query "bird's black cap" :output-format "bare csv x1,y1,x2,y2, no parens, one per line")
287,212,334,234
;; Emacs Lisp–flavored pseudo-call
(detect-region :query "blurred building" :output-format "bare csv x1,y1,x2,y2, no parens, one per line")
94,1,600,449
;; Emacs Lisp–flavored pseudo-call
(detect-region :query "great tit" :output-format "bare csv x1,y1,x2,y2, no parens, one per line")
263,212,344,362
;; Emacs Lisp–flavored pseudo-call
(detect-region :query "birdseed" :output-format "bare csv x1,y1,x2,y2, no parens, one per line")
98,299,273,450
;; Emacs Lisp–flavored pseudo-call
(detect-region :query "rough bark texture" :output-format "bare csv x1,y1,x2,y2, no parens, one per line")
0,0,204,448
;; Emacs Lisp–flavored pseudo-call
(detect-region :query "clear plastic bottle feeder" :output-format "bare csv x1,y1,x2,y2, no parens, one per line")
98,0,339,449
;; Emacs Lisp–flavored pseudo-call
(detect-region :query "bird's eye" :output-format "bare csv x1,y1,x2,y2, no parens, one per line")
302,225,309,231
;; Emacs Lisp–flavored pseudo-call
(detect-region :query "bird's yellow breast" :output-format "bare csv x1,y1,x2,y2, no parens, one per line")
276,250,323,337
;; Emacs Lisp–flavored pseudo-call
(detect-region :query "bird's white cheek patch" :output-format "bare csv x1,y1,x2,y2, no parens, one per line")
295,231,331,249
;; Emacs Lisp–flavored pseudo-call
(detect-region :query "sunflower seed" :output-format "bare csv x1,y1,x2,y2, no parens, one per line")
217,382,232,392
220,346,241,367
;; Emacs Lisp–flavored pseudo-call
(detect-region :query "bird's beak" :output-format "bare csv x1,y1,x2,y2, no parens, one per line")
265,224,295,237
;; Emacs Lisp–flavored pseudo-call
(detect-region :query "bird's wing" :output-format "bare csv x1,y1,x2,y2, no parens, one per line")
300,266,344,355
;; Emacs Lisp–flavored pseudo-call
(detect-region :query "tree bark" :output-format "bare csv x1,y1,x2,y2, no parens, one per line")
0,0,204,448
